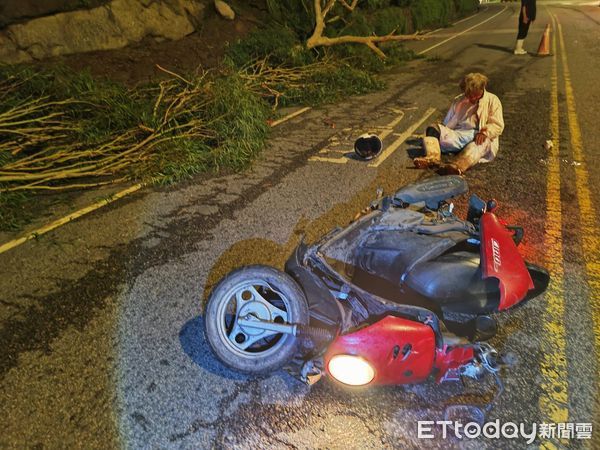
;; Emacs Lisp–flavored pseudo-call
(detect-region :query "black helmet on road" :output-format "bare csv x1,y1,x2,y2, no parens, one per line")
354,133,383,161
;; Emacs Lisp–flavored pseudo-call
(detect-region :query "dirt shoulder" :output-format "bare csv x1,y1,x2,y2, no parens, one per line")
38,1,267,87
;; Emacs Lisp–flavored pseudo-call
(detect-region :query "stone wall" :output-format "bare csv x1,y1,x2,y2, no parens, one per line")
0,1,110,28
0,0,207,63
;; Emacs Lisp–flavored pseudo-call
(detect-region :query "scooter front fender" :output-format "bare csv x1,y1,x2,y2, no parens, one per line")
324,315,436,385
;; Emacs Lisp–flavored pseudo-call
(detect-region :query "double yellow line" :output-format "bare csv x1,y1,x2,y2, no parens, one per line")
539,14,568,438
555,18,600,357
539,11,600,446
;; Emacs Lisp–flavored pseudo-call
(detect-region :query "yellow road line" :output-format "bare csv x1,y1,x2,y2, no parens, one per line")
418,5,507,55
0,183,143,255
556,16,600,378
538,17,569,444
368,108,435,168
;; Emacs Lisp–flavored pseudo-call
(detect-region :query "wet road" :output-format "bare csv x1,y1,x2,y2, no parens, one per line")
1,2,599,449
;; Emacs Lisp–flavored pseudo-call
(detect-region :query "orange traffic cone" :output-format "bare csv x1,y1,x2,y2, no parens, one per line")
537,24,551,56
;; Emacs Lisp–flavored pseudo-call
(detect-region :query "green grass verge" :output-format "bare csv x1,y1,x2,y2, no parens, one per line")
0,0,479,231
0,191,32,231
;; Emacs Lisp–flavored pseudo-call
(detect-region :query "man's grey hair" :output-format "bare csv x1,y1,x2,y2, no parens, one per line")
460,73,489,96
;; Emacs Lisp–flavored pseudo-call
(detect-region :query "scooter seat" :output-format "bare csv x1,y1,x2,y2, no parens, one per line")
404,251,500,314
393,176,468,209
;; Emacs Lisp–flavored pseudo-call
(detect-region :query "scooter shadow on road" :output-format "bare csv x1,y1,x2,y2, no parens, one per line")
179,315,249,381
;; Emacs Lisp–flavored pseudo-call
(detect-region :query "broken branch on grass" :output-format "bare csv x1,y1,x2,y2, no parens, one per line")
306,0,423,58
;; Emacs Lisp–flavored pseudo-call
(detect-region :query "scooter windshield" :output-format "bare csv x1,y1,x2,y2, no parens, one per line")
479,213,534,310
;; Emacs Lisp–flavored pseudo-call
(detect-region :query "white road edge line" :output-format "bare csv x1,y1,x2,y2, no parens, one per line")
368,108,436,168
0,183,143,255
0,107,315,255
0,2,508,256
0,8,508,255
269,106,312,127
418,5,508,55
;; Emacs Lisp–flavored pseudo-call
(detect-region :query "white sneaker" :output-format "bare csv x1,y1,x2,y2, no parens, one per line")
514,39,527,55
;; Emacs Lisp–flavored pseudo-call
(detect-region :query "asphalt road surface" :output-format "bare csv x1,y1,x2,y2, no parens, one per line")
1,1,599,449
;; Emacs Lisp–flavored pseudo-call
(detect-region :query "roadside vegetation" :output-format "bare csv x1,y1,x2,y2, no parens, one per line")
0,0,479,231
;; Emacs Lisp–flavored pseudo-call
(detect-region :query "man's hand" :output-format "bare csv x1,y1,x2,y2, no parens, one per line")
475,131,487,146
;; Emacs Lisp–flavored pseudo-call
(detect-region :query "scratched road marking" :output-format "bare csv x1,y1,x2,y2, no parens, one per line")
308,110,405,164
538,16,569,449
368,108,436,168
309,155,350,164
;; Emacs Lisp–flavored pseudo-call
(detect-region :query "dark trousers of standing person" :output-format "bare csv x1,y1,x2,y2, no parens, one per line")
514,11,531,54
517,11,531,39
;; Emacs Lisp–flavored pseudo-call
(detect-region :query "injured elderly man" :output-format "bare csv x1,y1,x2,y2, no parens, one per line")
413,72,504,176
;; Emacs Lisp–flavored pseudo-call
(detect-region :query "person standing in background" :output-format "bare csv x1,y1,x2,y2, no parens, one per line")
514,0,536,55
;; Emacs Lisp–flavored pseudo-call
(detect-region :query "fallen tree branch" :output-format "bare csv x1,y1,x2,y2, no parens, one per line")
0,69,216,191
307,0,423,58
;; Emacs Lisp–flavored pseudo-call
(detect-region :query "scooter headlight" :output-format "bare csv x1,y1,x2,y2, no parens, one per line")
327,354,375,386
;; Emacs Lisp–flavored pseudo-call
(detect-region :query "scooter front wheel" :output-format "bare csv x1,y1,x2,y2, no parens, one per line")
204,265,309,375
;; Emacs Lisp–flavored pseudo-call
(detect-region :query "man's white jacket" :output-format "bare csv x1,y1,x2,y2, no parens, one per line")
443,90,505,161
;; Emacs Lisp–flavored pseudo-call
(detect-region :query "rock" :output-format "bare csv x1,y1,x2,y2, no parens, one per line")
0,0,107,29
0,32,31,63
110,0,198,42
0,0,206,63
214,0,235,20
9,8,127,58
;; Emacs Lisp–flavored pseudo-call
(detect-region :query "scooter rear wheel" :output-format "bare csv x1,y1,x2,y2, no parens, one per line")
204,265,309,375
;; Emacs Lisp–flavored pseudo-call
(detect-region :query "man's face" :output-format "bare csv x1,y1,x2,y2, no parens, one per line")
466,90,484,104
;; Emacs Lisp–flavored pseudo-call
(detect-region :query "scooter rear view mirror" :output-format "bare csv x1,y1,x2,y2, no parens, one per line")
467,194,487,223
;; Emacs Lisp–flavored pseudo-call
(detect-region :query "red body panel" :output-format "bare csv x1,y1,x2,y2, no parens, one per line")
480,213,534,310
324,316,436,385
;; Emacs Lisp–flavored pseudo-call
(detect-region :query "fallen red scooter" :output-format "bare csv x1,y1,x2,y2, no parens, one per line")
204,176,549,397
